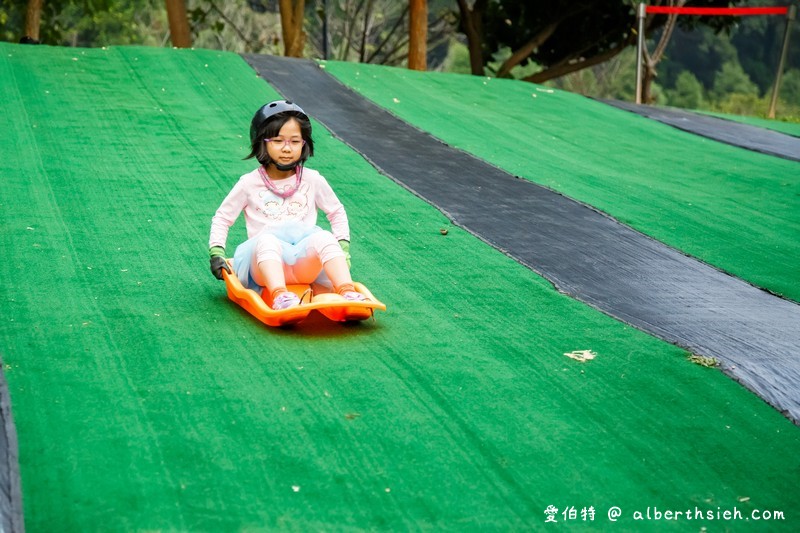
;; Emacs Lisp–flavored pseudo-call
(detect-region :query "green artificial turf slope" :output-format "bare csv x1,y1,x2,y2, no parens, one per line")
1,43,799,531
322,61,800,303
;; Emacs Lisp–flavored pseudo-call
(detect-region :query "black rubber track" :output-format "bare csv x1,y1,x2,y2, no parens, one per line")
602,100,800,163
243,54,800,424
0,360,23,533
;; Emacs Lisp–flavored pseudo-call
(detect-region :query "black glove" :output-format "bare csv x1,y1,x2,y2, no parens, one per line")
209,246,232,280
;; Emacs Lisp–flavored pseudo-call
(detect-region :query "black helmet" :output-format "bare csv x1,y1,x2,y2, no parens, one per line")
249,100,307,146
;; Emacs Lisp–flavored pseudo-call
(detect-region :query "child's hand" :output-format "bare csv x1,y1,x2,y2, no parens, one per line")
209,246,232,280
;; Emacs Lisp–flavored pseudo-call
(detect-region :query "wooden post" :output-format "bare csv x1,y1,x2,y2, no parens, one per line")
768,5,796,119
165,0,192,48
408,0,428,71
279,0,307,57
24,0,43,41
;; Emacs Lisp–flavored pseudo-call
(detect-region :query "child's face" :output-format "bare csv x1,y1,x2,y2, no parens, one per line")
266,118,304,168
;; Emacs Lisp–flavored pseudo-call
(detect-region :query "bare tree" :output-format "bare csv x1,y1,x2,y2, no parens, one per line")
186,1,283,54
165,0,192,47
408,0,427,70
308,1,410,66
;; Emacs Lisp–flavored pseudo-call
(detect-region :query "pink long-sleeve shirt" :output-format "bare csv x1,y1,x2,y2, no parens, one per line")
209,166,350,250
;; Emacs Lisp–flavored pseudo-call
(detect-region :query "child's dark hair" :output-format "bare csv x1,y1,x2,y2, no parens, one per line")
246,111,314,167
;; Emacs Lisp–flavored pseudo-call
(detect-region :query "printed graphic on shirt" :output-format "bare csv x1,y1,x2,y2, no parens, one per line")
257,183,311,222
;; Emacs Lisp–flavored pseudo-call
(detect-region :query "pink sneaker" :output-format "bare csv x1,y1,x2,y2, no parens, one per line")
272,292,301,310
340,290,367,302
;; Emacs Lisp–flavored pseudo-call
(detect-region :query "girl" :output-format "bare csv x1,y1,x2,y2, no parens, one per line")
208,100,365,310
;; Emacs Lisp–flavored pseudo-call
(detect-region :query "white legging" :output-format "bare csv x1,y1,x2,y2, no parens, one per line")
250,230,344,287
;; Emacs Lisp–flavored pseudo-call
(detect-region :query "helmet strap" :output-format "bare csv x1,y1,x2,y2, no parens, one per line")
274,160,299,171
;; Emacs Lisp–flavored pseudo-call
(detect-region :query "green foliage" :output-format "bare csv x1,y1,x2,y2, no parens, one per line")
711,61,759,102
666,71,704,110
2,0,796,123
779,69,800,107
659,26,738,90
659,0,799,95
0,0,165,46
715,92,765,116
63,0,166,47
704,86,800,124
440,38,472,75
486,46,540,79
547,47,638,101
0,1,27,42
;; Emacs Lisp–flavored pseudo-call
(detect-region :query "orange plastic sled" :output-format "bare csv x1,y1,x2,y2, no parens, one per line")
221,260,386,327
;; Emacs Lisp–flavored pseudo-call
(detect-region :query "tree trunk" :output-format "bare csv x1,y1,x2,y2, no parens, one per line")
24,0,43,41
642,63,657,104
456,0,487,76
279,0,307,57
165,0,192,48
408,0,427,70
641,1,686,104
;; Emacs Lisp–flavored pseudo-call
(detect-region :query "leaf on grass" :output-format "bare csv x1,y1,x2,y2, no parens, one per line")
564,350,597,363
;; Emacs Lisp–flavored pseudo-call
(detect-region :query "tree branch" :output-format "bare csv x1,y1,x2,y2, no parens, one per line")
496,21,559,78
366,6,409,63
359,0,374,63
206,1,255,50
524,36,634,84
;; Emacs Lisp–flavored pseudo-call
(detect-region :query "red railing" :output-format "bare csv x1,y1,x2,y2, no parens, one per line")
645,6,789,16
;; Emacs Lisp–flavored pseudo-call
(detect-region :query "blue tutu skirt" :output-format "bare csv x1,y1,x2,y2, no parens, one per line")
233,223,332,292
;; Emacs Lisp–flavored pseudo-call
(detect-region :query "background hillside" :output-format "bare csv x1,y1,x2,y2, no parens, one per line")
2,0,799,120
1,42,799,531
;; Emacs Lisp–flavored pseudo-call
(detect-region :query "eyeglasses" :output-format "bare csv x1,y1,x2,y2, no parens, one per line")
265,138,305,150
